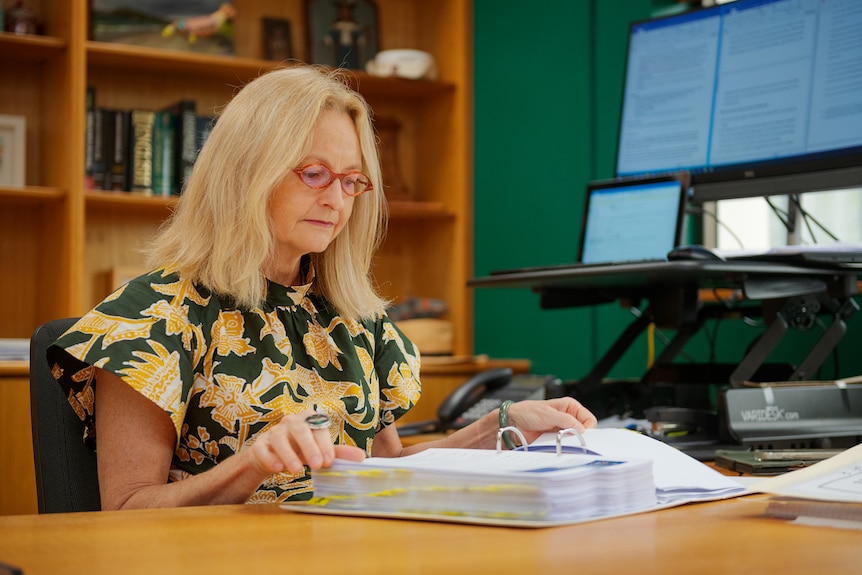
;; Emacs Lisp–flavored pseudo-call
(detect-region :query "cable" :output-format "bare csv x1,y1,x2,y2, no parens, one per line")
687,205,745,249
789,194,841,243
628,306,698,363
764,196,793,233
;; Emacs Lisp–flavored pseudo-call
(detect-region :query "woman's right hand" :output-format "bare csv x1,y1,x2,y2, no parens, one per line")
248,409,366,476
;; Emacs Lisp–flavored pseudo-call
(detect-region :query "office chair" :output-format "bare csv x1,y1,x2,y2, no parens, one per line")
29,317,101,513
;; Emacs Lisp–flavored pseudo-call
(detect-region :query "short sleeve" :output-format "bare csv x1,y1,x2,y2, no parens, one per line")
373,315,421,427
47,269,211,446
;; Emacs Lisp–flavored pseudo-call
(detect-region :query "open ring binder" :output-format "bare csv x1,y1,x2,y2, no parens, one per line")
496,426,528,453
292,427,748,527
498,426,591,455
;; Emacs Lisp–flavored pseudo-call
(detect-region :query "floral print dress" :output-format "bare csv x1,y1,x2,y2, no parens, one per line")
48,265,421,502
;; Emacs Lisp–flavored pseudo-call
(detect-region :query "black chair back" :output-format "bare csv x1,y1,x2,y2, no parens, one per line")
29,318,101,513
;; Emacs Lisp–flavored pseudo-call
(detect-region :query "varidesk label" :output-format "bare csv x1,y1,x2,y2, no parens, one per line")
739,405,801,423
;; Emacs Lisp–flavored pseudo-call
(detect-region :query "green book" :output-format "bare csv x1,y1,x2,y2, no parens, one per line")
151,110,176,196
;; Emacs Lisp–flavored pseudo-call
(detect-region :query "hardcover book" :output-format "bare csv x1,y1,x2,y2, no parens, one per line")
84,86,96,189
151,110,176,196
129,109,156,194
195,114,216,159
91,106,109,191
100,109,130,191
162,99,197,195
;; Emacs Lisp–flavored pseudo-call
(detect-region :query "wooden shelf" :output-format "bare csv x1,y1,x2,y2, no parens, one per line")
86,41,454,99
0,185,65,204
2,0,473,354
0,361,28,377
0,33,66,63
85,189,178,211
0,1,476,517
81,193,451,220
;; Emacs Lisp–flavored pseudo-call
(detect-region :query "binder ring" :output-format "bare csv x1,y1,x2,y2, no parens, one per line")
496,426,528,454
556,428,586,456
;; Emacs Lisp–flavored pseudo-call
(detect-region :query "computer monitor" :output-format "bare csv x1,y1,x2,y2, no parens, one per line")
615,0,862,203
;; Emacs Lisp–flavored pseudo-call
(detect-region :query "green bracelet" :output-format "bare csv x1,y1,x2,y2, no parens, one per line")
498,400,517,450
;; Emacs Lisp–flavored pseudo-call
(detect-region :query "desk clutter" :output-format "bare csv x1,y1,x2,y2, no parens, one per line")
285,428,746,527
755,441,862,530
0,338,29,361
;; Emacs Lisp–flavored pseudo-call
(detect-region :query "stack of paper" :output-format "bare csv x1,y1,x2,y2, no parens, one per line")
286,427,748,527
0,339,29,361
309,448,657,523
530,428,747,504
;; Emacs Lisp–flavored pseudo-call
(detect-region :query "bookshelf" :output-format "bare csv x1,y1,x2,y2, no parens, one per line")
0,0,475,356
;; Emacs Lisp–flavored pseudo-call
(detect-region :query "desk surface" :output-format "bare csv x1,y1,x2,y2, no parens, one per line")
0,496,857,574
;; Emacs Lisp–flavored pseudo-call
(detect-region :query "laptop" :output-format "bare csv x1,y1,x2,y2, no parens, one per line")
491,173,689,275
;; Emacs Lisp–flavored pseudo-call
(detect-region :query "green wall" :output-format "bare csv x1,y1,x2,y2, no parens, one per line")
473,0,660,384
472,0,862,392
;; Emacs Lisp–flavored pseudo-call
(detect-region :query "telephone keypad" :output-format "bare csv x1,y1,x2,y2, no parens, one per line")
453,380,547,428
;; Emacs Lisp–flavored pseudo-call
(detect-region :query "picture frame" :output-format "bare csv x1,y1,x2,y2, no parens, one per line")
262,17,293,61
90,0,236,56
0,114,26,187
305,0,378,70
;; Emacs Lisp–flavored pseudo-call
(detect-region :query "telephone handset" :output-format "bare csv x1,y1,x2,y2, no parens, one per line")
396,368,560,436
436,367,513,429
437,368,557,431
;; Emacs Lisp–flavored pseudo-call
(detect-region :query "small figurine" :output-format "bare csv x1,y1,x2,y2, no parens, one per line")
162,3,236,44
324,0,367,69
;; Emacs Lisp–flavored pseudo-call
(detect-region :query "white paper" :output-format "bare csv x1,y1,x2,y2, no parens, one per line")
752,441,862,503
530,428,746,503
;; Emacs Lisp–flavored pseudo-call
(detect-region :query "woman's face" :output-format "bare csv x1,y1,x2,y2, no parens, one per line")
267,109,361,282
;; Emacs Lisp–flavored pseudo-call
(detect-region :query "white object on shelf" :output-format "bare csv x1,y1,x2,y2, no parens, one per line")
366,49,437,80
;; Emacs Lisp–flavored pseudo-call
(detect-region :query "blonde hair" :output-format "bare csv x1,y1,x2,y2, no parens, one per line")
148,66,388,319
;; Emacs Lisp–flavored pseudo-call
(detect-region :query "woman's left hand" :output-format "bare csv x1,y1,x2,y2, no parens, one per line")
506,397,598,445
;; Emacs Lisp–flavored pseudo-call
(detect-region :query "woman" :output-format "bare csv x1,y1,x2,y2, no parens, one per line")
49,66,597,510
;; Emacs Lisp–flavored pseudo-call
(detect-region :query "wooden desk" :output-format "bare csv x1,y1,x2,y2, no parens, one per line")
0,360,36,516
0,496,856,574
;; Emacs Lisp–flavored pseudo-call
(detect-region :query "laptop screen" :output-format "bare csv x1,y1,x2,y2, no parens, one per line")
578,175,688,265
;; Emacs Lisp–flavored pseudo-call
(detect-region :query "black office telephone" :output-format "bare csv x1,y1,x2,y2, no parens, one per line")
398,367,559,436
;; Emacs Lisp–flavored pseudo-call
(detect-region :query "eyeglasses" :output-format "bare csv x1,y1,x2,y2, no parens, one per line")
292,163,374,196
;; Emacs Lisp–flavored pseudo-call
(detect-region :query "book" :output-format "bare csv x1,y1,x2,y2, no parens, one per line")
106,109,130,191
162,99,197,194
84,86,96,189
286,428,747,527
151,110,176,196
195,114,215,158
91,107,109,190
128,109,156,194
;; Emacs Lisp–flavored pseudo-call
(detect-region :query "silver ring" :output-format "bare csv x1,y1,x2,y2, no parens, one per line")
305,413,331,430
